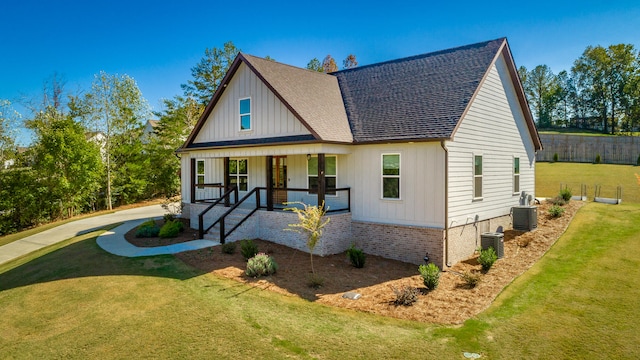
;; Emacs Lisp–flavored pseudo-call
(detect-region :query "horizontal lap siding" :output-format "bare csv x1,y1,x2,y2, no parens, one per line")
193,63,311,143
348,143,445,227
447,55,536,226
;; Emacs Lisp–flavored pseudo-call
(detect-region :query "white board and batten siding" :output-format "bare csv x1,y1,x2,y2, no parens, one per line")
446,54,537,226
347,142,446,228
193,63,311,144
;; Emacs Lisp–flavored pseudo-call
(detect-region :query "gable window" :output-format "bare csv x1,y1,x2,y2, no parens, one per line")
513,157,520,194
308,156,337,195
239,98,251,131
229,159,248,191
196,159,205,188
382,154,400,199
474,155,483,199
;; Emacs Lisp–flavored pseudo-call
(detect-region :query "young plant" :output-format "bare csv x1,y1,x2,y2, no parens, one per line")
346,245,366,268
553,153,559,162
548,204,565,218
595,154,601,164
221,241,237,254
559,187,572,202
240,239,259,260
135,219,160,238
307,273,325,289
461,271,481,288
245,253,278,277
418,263,440,290
159,219,184,238
392,286,420,306
478,247,498,272
285,201,330,276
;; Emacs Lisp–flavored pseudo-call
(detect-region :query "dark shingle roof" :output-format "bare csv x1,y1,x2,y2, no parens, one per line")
333,38,504,142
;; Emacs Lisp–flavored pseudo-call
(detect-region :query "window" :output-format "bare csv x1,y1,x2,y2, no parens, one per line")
513,157,520,194
307,156,337,195
382,154,400,199
229,159,248,191
474,155,483,199
196,159,205,188
239,98,251,131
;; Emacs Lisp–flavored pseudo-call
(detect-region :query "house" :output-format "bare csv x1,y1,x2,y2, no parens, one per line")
142,119,159,144
86,131,107,160
177,38,542,268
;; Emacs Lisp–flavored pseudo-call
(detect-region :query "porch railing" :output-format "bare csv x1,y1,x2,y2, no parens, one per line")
197,186,238,239
198,186,350,242
192,183,225,203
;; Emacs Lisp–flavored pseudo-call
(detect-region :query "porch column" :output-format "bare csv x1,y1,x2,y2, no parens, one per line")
190,158,196,203
317,153,326,210
266,155,273,211
223,157,230,207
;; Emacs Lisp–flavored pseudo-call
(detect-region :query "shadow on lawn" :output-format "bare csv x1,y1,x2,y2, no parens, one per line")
0,235,206,292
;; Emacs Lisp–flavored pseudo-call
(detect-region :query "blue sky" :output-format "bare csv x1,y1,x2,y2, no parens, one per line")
2,0,640,144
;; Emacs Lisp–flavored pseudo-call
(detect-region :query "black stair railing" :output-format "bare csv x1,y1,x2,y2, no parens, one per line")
198,186,238,239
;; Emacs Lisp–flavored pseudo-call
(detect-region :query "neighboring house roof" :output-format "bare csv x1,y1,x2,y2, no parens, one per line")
147,120,159,128
182,38,542,151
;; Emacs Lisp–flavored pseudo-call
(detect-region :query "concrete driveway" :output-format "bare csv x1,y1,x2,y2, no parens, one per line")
0,205,168,265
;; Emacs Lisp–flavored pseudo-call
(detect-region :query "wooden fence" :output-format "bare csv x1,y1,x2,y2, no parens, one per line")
536,134,640,165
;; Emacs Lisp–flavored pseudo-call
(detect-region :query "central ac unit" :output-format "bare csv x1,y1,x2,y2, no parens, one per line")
512,206,537,231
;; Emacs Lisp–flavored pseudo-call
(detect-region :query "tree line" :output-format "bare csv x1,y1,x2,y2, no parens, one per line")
519,43,640,134
0,41,358,235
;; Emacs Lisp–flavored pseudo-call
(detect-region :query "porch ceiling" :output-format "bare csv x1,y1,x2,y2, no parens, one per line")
180,143,352,158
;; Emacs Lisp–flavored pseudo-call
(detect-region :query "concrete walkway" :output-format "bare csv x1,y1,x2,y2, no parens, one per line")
0,205,218,265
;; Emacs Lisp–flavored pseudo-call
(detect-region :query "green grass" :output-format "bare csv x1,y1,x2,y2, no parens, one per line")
537,162,640,203
1,203,639,358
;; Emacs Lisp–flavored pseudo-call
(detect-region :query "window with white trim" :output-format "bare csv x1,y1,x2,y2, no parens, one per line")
307,155,337,195
473,155,483,199
382,154,400,199
239,98,251,131
513,157,520,194
229,159,248,191
196,159,205,188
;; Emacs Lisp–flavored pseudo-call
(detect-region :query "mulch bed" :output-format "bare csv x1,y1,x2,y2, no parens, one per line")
124,200,583,324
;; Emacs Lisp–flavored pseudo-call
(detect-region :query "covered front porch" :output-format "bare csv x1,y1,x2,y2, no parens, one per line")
180,144,352,245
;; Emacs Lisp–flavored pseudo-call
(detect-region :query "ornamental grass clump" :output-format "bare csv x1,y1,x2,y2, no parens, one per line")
392,286,420,306
418,263,440,290
245,253,278,277
548,204,565,218
559,187,572,202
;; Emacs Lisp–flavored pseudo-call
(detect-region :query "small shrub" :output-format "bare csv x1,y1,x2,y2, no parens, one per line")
240,239,259,260
637,154,640,166
163,213,176,223
245,253,278,277
559,188,572,202
392,286,420,306
548,204,565,218
307,273,325,288
346,245,366,268
553,153,559,162
478,247,498,272
135,220,160,238
550,196,567,206
418,263,440,290
461,271,481,288
221,242,237,254
595,154,601,164
159,220,184,238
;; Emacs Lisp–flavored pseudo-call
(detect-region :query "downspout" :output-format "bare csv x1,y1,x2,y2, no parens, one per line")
440,141,451,268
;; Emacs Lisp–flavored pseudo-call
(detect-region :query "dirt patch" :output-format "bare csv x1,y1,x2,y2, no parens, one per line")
124,201,583,324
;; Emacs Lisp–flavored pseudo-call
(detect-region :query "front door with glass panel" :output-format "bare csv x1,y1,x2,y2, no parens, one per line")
229,159,248,193
272,156,287,205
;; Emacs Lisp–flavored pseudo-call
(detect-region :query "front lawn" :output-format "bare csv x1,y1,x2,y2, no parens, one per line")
1,202,639,358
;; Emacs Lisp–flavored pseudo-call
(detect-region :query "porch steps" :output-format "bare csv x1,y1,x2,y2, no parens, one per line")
202,207,254,242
